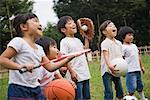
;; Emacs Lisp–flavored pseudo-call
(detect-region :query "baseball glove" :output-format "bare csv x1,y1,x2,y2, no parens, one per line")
77,18,94,40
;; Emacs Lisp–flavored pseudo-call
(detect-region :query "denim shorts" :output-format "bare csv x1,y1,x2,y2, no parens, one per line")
126,71,144,94
75,79,91,100
102,72,124,100
7,84,46,100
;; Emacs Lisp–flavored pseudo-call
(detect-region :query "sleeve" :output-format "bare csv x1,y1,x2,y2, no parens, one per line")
39,45,46,57
7,37,22,52
60,39,69,54
133,44,139,53
101,41,109,52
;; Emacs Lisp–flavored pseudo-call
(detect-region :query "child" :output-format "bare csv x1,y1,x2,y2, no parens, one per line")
99,20,124,100
36,36,63,87
36,37,76,97
57,16,91,100
118,26,147,100
0,13,76,99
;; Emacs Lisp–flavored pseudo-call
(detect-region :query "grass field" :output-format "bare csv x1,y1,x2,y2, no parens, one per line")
0,55,150,100
90,55,150,100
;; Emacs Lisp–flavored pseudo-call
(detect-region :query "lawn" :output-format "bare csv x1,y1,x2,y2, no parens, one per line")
89,55,150,100
0,55,150,100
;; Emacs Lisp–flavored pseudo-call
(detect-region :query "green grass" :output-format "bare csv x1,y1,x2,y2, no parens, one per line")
0,72,8,100
89,55,150,99
0,55,150,100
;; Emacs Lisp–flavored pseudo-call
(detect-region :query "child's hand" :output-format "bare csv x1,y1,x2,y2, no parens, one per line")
68,80,77,89
109,65,118,74
141,67,145,74
21,64,34,73
59,67,68,76
70,70,78,82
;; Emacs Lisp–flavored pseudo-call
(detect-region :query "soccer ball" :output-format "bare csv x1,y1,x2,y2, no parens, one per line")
123,96,137,100
111,58,128,77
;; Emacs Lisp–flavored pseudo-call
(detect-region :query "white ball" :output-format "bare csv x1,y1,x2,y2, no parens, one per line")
81,25,88,31
111,58,128,77
123,96,137,100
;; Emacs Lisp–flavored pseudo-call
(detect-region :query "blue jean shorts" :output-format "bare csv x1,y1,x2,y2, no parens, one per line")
126,71,144,94
102,72,124,100
7,84,46,100
75,79,91,100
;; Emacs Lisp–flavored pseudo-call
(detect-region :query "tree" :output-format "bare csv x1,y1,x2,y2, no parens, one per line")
53,0,150,50
43,22,63,49
0,0,34,53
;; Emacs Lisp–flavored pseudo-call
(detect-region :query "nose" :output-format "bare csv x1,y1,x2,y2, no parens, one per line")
131,35,134,39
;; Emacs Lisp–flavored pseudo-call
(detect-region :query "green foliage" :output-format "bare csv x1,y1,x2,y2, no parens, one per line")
43,22,63,48
53,0,150,50
0,0,34,53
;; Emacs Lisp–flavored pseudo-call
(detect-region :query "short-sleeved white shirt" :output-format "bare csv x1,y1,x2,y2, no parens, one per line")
60,37,91,82
122,43,141,72
101,38,123,76
7,37,45,88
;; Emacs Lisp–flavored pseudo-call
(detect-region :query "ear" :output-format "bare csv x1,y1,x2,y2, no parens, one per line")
60,28,66,33
20,23,28,31
102,30,107,35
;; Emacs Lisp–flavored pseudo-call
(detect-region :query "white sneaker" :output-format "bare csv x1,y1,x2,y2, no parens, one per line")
140,98,148,100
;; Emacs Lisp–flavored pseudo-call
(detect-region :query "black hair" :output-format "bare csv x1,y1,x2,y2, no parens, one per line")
118,26,135,40
13,13,38,37
57,16,73,34
98,20,112,50
36,36,57,55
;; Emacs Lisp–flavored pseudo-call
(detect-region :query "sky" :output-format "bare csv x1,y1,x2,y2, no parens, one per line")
32,0,59,27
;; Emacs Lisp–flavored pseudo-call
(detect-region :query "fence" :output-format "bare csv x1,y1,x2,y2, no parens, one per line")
91,46,150,62
138,46,150,55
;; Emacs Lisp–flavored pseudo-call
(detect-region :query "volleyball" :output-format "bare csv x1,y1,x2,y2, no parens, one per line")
111,58,128,77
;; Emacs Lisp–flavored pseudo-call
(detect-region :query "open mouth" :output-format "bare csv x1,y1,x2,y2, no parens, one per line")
38,27,42,31
72,27,76,29
112,30,116,32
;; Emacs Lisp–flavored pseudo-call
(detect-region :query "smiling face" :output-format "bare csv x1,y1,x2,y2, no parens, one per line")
61,19,77,37
103,22,117,39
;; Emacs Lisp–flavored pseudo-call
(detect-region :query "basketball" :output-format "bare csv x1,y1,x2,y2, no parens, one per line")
111,58,128,77
44,79,75,100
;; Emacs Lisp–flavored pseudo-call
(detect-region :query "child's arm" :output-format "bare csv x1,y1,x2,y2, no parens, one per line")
103,50,116,73
139,54,145,74
67,63,78,82
54,72,63,79
0,47,33,70
84,38,89,49
42,55,75,72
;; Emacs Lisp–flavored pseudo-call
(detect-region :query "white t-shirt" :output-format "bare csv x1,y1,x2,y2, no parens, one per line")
101,38,123,76
122,43,141,72
60,37,91,82
7,37,45,88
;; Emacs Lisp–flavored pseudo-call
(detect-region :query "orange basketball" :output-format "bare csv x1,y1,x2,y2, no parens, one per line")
44,79,75,100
